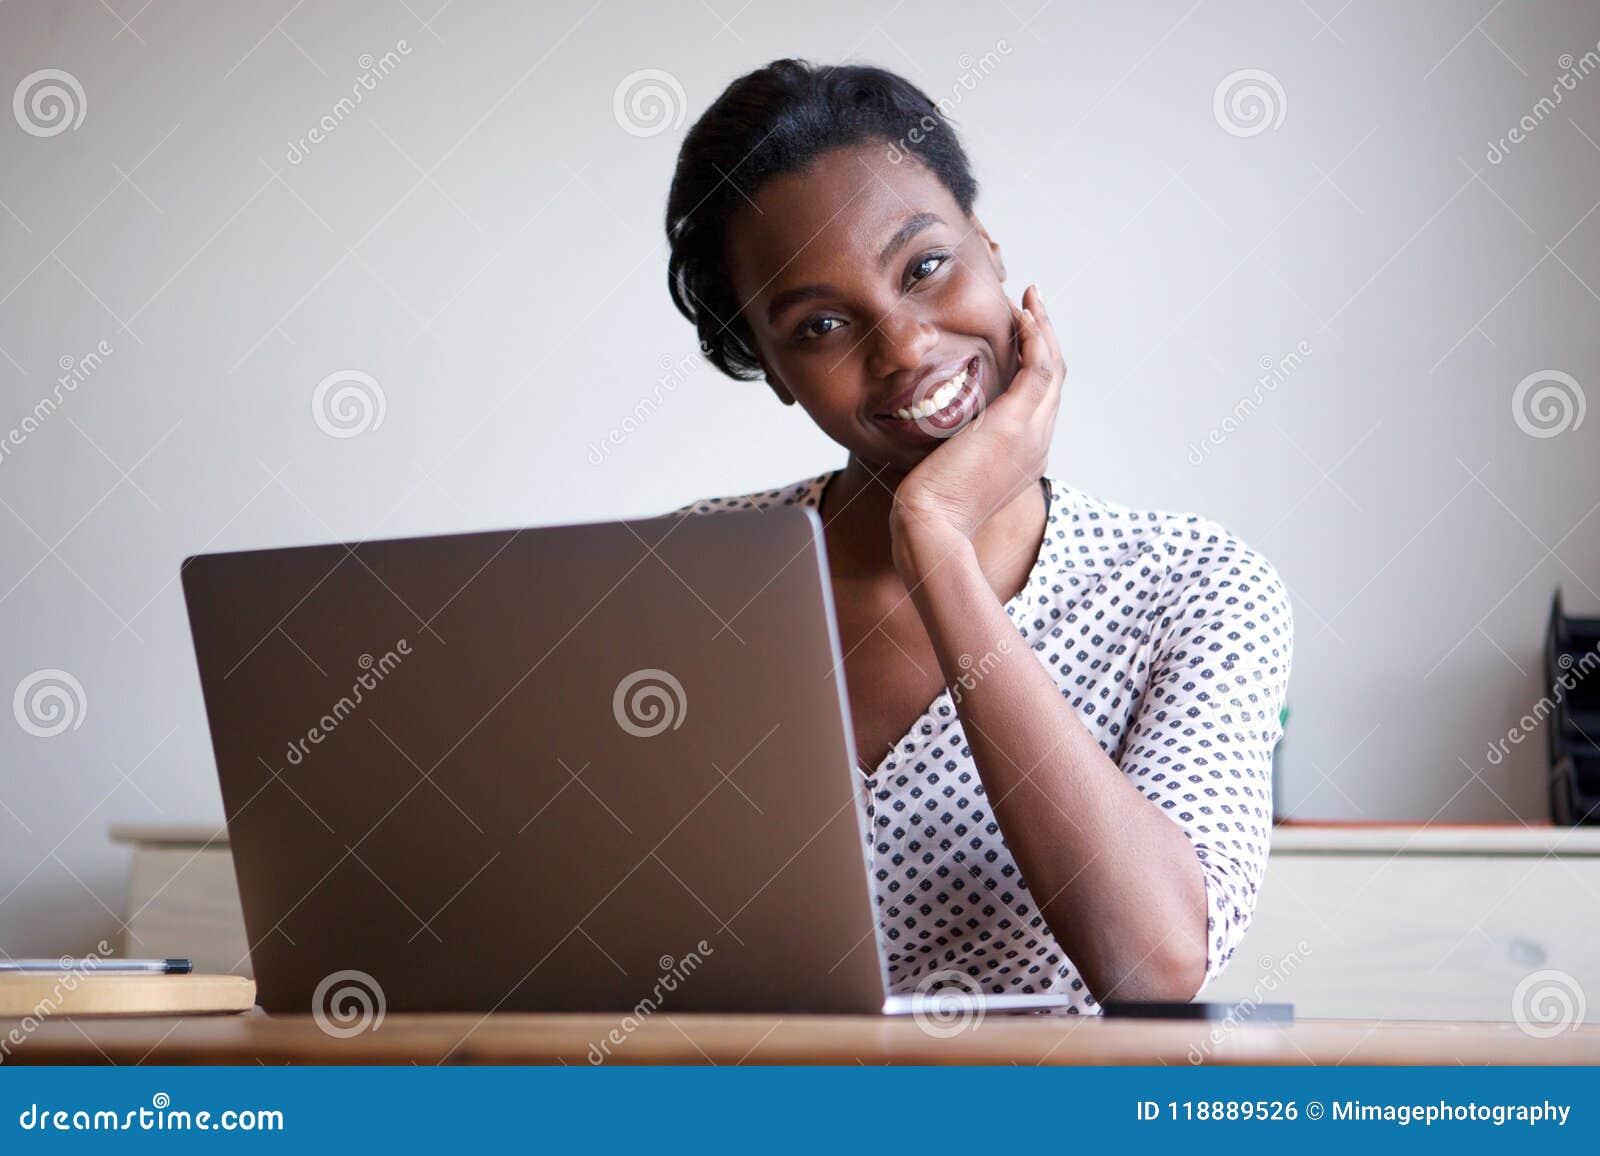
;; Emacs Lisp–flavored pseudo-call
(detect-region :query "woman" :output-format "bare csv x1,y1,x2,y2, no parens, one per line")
663,59,1293,1011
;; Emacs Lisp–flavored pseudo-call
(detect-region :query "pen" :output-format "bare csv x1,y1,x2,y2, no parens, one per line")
0,958,192,974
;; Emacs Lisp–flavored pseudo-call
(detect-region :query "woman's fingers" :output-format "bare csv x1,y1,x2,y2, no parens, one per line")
1008,293,1028,362
1028,285,1064,378
998,287,1063,445
1022,297,1065,444
1016,295,1054,399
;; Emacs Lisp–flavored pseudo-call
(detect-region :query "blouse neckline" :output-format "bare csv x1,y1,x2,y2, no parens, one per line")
799,468,1059,780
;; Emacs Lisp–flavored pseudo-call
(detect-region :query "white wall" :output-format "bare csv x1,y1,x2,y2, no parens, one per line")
1,0,1598,955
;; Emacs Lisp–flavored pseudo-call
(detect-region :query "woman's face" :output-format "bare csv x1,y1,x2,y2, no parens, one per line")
724,142,1018,475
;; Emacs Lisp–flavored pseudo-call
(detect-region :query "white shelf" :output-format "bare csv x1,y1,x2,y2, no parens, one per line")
1270,823,1600,856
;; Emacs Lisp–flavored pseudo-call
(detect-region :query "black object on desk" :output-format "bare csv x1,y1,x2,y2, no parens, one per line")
1546,588,1600,825
1101,1001,1293,1023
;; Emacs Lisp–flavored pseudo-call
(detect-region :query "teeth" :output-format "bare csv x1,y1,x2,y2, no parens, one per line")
893,366,968,421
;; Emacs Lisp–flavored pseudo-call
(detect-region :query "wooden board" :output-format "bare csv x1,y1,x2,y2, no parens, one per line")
3,1012,1599,1065
125,846,252,978
108,823,229,848
0,974,254,1018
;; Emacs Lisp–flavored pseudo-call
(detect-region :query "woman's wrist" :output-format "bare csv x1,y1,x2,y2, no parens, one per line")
889,503,975,585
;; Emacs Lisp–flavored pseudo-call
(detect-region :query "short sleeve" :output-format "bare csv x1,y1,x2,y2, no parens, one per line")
1117,520,1294,996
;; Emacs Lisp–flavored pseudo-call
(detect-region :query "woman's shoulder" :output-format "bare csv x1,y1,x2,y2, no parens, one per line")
1046,478,1291,618
670,470,833,516
1047,479,1293,696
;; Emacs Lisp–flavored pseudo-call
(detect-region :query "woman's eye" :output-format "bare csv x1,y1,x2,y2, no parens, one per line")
909,252,951,284
795,317,843,342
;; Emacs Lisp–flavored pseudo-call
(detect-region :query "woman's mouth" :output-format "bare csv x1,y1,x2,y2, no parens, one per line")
875,355,982,436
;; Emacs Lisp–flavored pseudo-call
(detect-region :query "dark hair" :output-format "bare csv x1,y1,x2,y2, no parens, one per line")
665,58,980,382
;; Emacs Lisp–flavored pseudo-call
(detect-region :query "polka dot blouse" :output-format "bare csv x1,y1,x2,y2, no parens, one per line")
674,469,1294,1012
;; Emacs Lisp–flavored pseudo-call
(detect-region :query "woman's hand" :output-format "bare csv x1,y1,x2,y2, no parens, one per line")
890,283,1066,566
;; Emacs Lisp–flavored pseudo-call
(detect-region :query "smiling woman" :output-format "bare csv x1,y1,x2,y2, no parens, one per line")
663,59,1294,1012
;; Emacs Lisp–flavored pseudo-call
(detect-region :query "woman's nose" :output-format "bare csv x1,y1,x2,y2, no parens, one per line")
864,306,938,377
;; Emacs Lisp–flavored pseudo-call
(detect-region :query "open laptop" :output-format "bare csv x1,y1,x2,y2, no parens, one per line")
182,503,1072,1017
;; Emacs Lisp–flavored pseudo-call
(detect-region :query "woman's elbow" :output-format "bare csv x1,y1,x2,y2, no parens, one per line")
1092,934,1209,1006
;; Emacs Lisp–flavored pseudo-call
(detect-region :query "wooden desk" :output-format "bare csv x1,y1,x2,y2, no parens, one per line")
7,1012,1600,1065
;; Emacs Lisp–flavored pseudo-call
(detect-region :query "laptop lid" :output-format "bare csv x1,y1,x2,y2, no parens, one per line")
180,505,887,1015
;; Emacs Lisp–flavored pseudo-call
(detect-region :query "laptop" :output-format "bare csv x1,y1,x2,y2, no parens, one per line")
182,503,1072,1017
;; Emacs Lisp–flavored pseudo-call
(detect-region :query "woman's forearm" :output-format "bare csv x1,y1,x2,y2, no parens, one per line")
890,514,1209,1003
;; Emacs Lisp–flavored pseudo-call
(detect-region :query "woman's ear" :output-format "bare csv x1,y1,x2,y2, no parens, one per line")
973,214,1006,283
757,355,797,406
